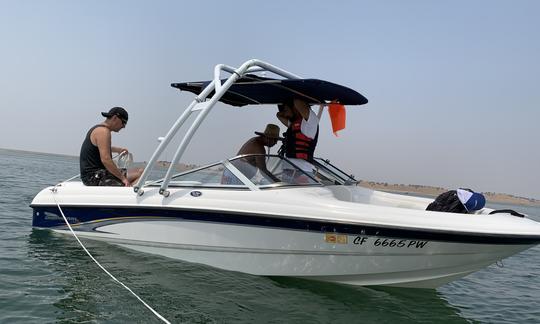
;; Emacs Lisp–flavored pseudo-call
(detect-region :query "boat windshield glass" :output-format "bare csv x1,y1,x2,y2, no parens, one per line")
162,163,249,189
227,154,320,187
313,157,357,184
154,154,321,189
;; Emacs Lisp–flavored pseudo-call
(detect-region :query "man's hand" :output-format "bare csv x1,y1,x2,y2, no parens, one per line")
122,177,131,187
112,146,129,155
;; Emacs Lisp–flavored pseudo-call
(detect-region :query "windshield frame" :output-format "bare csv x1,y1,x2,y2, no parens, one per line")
313,157,357,185
147,154,324,190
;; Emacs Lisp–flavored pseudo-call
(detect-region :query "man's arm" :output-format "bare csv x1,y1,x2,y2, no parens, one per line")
293,98,311,120
94,128,130,186
299,108,319,139
276,110,290,127
254,156,281,182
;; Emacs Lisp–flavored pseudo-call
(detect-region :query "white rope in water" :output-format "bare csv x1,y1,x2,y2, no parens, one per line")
50,187,171,324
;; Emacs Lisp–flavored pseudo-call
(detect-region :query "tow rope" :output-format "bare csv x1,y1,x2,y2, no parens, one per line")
50,186,171,324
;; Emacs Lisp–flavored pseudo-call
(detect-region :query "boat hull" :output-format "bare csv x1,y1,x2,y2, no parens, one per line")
32,204,537,288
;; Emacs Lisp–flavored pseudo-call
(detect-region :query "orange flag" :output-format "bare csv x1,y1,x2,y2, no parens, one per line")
328,102,346,136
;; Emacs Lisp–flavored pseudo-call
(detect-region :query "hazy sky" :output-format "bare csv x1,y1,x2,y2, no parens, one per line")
1,1,539,199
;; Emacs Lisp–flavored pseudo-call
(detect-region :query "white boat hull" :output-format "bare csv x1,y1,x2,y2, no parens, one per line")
31,183,540,288
49,219,533,288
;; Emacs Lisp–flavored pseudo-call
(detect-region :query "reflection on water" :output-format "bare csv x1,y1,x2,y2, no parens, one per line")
271,277,471,324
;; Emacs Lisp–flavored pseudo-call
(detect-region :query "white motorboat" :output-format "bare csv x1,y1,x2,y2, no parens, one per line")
31,59,540,288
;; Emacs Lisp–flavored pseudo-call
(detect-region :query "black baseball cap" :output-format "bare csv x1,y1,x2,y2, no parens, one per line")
101,107,128,122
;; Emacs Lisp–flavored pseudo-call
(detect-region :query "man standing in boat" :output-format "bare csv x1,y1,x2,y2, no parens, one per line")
276,98,319,179
79,107,142,186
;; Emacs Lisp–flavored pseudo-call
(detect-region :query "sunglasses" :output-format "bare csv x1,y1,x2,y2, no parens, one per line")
116,114,127,126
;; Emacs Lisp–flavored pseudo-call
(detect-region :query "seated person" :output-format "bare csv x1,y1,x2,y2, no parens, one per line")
80,107,143,186
426,188,486,213
222,124,282,184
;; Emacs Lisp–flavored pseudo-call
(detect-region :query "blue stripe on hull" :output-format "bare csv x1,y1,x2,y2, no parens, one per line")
31,205,540,245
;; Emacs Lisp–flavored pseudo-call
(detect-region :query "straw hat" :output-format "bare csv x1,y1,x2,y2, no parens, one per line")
255,124,283,140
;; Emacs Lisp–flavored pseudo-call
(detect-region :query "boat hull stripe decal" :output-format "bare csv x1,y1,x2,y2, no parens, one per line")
31,205,540,245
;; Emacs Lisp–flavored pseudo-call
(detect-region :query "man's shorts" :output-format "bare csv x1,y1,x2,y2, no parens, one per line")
82,169,123,186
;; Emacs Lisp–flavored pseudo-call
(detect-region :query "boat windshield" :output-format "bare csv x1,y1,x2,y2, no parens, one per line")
227,154,321,187
152,154,321,189
312,158,357,185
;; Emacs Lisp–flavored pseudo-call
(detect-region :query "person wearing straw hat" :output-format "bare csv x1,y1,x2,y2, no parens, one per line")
237,123,282,155
222,124,282,184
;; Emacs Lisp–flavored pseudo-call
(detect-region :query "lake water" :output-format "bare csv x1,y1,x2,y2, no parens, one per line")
1,148,539,323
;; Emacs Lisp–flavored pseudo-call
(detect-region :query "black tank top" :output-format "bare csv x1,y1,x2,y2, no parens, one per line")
80,125,109,181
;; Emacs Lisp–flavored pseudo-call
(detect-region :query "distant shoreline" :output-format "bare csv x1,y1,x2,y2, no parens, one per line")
0,147,77,159
357,181,540,207
2,147,538,206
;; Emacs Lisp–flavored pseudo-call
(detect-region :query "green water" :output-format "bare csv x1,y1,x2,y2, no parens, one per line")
1,148,539,323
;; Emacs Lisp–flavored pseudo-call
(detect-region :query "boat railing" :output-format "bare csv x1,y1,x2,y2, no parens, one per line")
134,59,302,197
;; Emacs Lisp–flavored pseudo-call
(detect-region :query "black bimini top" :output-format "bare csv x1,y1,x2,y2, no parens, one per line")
171,74,368,107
